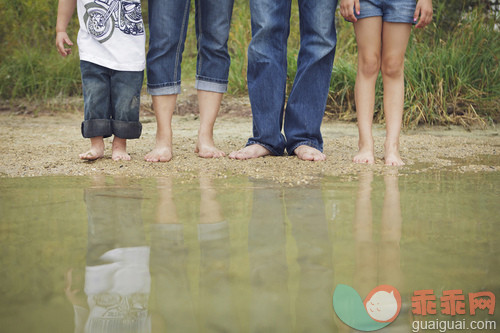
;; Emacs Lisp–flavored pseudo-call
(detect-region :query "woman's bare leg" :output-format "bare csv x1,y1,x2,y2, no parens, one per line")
145,95,177,162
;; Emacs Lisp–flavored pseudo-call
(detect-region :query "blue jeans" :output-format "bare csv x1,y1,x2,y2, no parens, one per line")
147,0,234,95
80,61,143,139
246,0,338,155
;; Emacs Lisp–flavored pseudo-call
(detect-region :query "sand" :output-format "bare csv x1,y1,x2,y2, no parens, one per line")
1,93,499,183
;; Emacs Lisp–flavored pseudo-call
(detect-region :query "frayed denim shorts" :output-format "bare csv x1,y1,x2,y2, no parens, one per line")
355,0,416,24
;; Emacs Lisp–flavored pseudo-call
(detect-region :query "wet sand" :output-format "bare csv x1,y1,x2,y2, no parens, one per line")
0,95,499,183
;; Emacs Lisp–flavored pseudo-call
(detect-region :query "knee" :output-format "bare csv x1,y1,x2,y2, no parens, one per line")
381,56,404,79
358,54,381,78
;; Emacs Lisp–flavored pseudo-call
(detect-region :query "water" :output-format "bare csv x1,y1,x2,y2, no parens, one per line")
0,172,499,332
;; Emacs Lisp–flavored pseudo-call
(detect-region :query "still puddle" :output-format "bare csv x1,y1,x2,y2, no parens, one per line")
0,171,499,332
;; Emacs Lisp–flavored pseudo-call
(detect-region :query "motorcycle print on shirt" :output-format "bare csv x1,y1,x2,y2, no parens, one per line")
84,0,144,43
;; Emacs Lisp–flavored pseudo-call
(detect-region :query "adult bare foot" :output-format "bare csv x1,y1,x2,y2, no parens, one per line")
79,137,104,160
294,145,326,161
111,137,131,161
384,142,405,166
195,138,225,158
145,145,173,162
229,144,271,160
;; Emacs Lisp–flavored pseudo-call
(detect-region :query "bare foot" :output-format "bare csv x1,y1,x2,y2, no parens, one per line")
229,144,271,160
145,145,173,162
195,139,225,158
353,139,375,164
79,137,104,160
112,137,131,161
353,148,375,164
79,149,104,160
294,145,326,161
384,142,405,166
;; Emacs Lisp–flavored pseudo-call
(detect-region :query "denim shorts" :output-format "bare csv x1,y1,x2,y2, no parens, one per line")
355,0,416,24
80,60,143,139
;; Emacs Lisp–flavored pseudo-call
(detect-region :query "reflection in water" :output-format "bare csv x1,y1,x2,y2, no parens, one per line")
249,180,335,332
248,181,291,332
352,171,406,332
1,172,496,332
150,176,236,332
66,176,151,333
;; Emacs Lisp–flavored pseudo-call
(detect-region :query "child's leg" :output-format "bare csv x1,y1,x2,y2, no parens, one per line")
353,17,382,164
79,136,105,160
195,90,226,158
80,61,112,160
380,22,412,166
145,95,177,162
110,70,144,161
111,137,129,161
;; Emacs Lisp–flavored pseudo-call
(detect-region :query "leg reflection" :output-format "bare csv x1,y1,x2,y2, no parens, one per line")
285,185,334,332
150,177,196,332
352,171,405,331
198,176,236,332
74,176,151,332
249,181,291,332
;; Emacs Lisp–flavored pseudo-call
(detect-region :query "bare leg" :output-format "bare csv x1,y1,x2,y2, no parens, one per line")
111,136,130,161
145,95,176,162
294,145,326,161
352,17,382,164
229,144,272,160
381,22,411,166
79,136,104,160
195,90,226,158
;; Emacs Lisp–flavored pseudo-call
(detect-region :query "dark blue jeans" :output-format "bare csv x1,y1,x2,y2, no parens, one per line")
146,0,234,95
246,0,338,155
80,61,143,139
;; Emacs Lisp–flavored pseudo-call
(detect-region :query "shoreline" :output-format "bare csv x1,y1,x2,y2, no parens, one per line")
1,106,499,182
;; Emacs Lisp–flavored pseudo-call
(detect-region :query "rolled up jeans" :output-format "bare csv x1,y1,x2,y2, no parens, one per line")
80,60,143,139
146,0,234,95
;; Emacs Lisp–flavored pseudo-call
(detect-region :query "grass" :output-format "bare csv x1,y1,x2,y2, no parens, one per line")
0,0,498,126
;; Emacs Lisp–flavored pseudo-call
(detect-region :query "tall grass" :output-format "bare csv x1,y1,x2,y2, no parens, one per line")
0,0,498,126
403,9,500,126
323,5,500,126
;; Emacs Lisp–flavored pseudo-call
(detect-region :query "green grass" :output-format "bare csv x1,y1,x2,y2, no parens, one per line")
0,0,498,126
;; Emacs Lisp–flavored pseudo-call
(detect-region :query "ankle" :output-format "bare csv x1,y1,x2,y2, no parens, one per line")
384,140,400,150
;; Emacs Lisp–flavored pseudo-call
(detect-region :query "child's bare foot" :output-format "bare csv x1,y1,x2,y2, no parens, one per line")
384,142,405,166
79,137,104,160
145,145,173,162
294,145,326,161
195,137,225,158
229,144,271,160
353,141,375,164
112,137,131,161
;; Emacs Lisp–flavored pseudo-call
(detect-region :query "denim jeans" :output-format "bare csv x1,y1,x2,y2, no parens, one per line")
147,0,234,95
246,0,338,155
80,61,143,139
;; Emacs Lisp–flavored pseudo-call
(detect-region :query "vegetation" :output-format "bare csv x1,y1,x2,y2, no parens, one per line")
0,0,498,126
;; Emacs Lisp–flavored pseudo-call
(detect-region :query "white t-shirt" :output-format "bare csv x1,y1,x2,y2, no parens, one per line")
77,0,146,71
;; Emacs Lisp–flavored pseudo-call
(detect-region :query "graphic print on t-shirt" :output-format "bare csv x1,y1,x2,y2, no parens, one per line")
84,0,144,43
